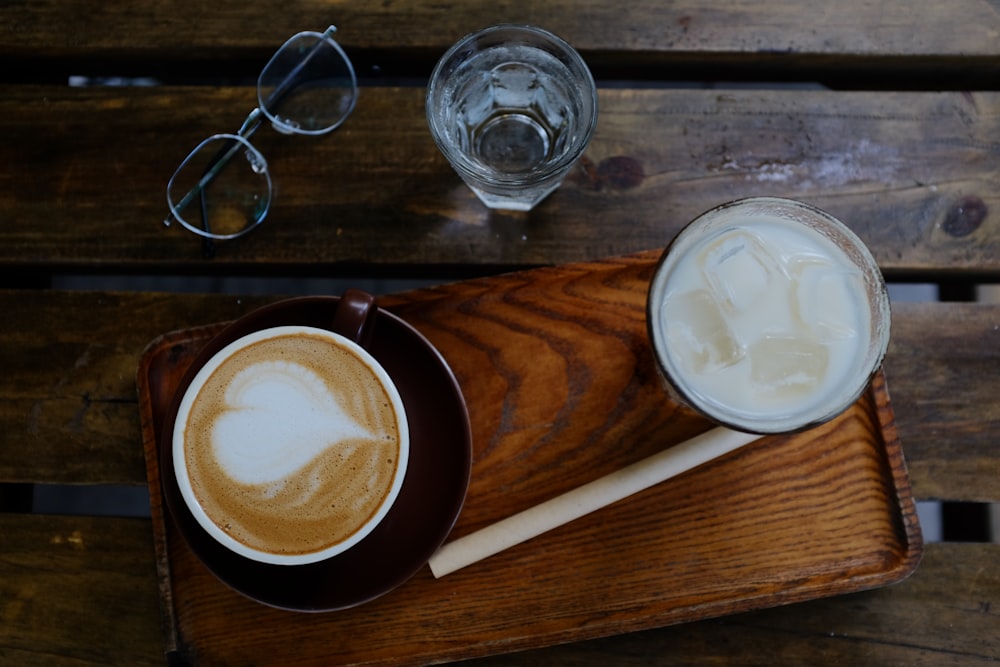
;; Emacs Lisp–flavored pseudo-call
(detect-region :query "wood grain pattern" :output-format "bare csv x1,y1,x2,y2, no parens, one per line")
0,290,275,485
135,253,919,666
3,87,1000,276
3,285,1000,503
2,0,997,663
460,540,1000,666
887,301,1000,503
6,0,1000,76
0,513,989,666
0,514,163,667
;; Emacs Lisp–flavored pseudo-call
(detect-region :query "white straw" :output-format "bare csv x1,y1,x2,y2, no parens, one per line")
428,426,760,577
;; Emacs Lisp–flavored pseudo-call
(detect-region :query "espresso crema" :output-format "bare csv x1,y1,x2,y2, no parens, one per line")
180,330,403,558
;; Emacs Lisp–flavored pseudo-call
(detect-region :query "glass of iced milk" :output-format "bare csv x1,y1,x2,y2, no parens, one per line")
647,197,891,434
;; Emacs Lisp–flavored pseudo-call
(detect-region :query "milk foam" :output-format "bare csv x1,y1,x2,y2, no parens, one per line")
213,360,376,486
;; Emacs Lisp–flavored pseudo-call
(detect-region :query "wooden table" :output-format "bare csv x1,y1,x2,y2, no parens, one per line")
2,2,999,664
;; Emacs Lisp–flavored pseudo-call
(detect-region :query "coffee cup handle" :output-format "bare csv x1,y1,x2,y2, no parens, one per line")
332,289,378,348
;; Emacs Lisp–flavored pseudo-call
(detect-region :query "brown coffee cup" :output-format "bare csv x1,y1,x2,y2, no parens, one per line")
159,290,471,610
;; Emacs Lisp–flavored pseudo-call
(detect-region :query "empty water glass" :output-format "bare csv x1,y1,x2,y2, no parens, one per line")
426,25,598,211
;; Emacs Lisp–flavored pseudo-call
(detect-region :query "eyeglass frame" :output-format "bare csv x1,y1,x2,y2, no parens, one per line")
163,25,357,242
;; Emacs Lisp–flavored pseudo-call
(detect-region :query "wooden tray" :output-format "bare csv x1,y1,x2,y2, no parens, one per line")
137,250,922,667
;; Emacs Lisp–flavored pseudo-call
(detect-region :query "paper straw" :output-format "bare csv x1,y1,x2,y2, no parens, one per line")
428,426,760,578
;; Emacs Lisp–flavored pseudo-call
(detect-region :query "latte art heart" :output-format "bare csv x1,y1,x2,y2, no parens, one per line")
178,329,406,560
213,360,377,486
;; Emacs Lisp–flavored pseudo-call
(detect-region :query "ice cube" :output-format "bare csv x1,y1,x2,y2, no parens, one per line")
792,258,862,343
662,289,745,375
748,334,829,397
699,230,780,313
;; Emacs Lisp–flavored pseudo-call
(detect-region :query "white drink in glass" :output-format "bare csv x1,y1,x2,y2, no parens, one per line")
647,198,890,434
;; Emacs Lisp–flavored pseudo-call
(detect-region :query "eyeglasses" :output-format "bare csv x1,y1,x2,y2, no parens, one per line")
164,26,357,242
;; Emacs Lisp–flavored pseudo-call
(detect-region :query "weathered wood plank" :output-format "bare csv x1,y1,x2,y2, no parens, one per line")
2,289,1000,504
0,514,163,666
0,290,275,485
886,301,1000,503
5,0,1000,83
0,514,993,666
2,86,1000,277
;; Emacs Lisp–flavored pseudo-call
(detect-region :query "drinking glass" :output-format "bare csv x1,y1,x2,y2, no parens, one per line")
426,25,597,211
647,197,891,434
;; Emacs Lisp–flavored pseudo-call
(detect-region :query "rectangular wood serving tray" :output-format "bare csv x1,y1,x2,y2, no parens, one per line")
137,250,922,667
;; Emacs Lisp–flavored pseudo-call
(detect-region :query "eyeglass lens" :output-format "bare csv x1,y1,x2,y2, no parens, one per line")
258,30,358,135
166,135,272,240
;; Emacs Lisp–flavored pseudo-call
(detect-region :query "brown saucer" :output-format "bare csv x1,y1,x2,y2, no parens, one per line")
158,295,472,612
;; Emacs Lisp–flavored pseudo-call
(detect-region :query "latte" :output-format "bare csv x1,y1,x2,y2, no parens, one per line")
173,326,408,565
